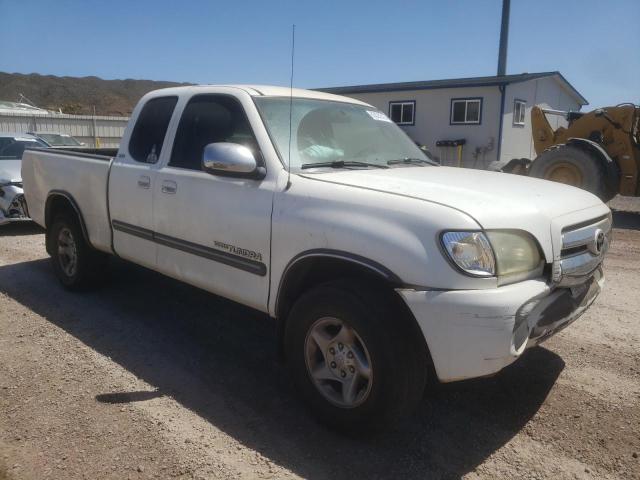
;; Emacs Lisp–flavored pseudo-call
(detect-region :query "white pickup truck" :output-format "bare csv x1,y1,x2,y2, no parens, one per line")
22,85,611,431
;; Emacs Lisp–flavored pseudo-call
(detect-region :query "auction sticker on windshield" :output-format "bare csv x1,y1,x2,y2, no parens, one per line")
366,110,393,123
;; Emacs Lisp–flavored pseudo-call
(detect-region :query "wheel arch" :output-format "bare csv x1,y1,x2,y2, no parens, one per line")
274,250,433,370
275,250,402,318
44,191,91,255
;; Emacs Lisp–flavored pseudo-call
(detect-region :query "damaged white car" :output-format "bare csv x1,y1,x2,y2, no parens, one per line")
0,133,47,225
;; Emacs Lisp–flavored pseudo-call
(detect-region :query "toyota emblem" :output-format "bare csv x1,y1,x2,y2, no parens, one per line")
591,229,606,255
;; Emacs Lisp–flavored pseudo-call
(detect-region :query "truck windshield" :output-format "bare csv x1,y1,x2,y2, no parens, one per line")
37,133,82,146
254,97,432,171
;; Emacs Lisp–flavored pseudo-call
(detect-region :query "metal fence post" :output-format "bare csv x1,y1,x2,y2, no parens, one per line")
92,105,98,147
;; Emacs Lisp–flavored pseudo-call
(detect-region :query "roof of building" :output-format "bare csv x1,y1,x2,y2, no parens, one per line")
317,71,588,105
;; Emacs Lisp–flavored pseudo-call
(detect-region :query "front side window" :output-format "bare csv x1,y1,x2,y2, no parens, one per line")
450,98,482,124
128,96,178,163
513,99,526,126
169,94,259,171
389,101,415,125
254,97,430,170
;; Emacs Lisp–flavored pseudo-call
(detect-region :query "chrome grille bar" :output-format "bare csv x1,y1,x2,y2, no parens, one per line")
554,214,611,287
561,216,611,251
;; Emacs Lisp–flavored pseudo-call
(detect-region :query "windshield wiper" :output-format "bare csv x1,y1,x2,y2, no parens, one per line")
387,157,435,166
301,160,388,170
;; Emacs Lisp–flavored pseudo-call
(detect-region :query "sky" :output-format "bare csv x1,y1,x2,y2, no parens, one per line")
0,0,638,109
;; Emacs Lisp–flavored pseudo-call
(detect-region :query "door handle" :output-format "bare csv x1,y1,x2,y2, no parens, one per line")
137,175,151,189
161,180,177,194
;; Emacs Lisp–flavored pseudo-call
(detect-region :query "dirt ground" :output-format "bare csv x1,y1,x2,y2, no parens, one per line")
0,197,639,480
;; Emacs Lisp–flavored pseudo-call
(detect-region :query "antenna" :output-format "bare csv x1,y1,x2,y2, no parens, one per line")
286,24,296,189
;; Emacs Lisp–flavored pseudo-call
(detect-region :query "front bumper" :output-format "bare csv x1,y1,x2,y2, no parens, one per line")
398,269,603,382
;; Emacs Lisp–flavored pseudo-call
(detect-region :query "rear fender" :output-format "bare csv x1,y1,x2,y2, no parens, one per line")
44,191,92,254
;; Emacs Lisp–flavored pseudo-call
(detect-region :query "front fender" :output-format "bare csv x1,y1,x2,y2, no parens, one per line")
269,175,495,315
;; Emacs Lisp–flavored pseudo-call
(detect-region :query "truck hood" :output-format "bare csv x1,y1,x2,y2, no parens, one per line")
300,166,609,261
0,160,22,183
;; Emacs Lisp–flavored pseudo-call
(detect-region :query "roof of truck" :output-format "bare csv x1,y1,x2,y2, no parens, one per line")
144,85,372,106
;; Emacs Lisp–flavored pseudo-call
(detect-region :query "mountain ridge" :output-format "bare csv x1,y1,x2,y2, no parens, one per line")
0,72,193,116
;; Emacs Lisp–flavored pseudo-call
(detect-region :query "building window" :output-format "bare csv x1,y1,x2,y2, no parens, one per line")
513,99,526,126
389,101,415,125
450,98,482,125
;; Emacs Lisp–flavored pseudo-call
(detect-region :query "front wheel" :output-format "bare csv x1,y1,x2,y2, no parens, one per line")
48,213,108,290
284,281,428,432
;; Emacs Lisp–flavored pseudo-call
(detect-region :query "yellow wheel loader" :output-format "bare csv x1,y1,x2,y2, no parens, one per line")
502,104,640,201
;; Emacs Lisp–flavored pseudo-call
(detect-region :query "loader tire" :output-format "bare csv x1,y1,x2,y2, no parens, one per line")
529,145,612,201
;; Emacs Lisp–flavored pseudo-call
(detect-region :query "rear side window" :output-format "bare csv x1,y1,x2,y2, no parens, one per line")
170,94,258,170
128,96,178,163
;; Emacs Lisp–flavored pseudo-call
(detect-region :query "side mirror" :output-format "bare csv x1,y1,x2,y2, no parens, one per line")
202,142,266,179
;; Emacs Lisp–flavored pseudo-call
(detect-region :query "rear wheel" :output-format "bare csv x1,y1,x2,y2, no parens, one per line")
529,145,613,201
284,280,428,432
49,213,108,290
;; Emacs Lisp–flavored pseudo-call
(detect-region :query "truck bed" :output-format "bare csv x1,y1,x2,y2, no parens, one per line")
21,148,114,253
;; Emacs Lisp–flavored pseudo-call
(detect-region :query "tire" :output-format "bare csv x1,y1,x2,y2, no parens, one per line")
284,280,428,432
528,145,612,200
48,213,108,290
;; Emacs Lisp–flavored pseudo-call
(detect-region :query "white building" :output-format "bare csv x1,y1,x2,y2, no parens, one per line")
319,71,587,169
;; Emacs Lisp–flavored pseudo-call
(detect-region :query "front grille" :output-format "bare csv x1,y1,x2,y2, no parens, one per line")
553,214,611,287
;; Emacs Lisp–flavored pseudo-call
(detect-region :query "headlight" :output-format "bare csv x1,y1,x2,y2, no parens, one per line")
486,230,542,280
441,231,496,276
442,230,543,282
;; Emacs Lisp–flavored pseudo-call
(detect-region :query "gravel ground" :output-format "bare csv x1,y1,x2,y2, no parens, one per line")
0,197,639,480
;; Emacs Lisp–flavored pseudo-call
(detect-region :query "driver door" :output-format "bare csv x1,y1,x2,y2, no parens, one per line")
152,93,273,311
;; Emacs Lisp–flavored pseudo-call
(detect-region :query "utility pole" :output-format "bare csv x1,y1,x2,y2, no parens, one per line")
497,0,510,76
